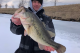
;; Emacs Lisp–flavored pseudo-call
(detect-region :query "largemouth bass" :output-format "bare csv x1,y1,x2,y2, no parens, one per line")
14,7,66,53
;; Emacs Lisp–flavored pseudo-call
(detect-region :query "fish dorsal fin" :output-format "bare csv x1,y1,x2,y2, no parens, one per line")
47,30,55,38
42,22,55,38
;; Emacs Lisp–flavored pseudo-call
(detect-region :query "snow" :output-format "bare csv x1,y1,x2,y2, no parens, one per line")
0,14,80,53
0,14,21,53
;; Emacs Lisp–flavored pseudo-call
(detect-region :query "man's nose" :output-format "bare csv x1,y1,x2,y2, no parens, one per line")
35,2,39,5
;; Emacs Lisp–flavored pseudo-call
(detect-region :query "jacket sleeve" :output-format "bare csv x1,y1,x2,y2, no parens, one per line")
10,19,24,35
48,18,55,33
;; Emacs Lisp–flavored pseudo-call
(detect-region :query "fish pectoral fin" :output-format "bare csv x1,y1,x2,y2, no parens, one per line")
24,30,28,36
38,43,44,50
24,24,32,35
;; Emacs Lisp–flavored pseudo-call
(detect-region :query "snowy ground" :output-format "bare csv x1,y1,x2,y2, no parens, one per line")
0,14,80,53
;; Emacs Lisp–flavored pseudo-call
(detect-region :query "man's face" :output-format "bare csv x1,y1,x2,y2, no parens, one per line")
32,0,41,11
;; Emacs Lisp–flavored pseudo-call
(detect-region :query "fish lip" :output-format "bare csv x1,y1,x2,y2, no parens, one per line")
15,7,26,14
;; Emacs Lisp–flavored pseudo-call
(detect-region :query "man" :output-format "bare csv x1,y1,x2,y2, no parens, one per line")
10,0,55,53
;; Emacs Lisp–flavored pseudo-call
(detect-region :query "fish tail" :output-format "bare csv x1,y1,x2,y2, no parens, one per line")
55,44,66,53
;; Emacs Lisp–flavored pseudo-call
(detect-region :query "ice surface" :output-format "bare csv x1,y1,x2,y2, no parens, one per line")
0,14,80,53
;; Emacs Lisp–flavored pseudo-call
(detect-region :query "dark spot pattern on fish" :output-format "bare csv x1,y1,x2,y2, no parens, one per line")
32,19,59,49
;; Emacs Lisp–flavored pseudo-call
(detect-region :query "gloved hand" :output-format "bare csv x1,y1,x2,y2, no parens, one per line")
38,43,55,52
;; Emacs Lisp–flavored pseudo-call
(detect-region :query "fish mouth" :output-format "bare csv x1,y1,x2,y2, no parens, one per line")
15,7,26,14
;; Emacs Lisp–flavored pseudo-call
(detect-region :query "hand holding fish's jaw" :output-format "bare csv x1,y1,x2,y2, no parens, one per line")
13,7,26,19
11,12,22,25
11,7,28,25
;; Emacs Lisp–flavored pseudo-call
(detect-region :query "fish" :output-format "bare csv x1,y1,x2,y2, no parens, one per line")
14,7,66,53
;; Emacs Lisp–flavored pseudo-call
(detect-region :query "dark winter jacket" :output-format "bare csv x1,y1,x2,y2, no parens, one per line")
10,7,55,53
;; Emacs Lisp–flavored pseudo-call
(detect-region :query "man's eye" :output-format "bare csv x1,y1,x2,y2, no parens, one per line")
33,1,36,3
